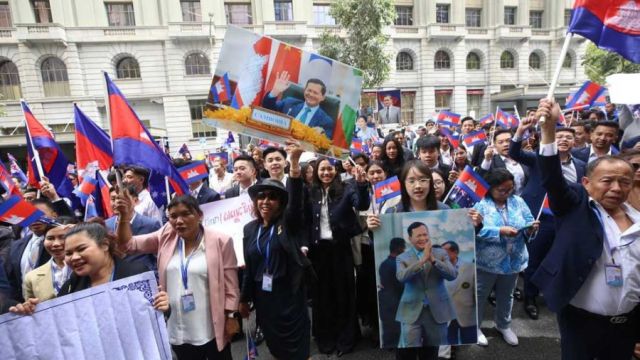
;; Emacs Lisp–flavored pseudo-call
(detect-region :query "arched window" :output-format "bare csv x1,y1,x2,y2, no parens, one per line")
434,50,451,69
466,52,481,70
41,57,69,97
529,52,541,69
185,52,210,75
563,53,573,68
396,51,414,71
0,60,21,100
116,56,141,79
500,51,515,69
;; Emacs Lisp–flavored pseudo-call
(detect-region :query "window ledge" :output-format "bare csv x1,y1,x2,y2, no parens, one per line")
185,74,211,78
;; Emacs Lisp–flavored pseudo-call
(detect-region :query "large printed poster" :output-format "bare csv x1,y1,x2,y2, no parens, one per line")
204,26,363,159
372,209,478,349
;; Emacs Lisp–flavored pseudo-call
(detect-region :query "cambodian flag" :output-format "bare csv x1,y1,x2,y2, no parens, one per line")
6,153,27,185
208,152,229,165
463,130,487,147
351,137,363,153
565,81,607,110
496,108,519,128
0,195,44,226
22,100,73,197
74,104,113,177
178,143,191,157
84,195,98,221
105,72,189,197
0,162,20,196
440,127,459,149
258,139,280,149
479,113,494,127
374,176,401,204
445,165,489,208
224,132,235,147
568,0,640,63
73,174,98,205
178,161,209,184
211,73,232,103
541,194,553,216
437,111,461,128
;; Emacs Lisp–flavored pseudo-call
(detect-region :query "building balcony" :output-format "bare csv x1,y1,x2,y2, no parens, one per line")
168,22,210,39
531,28,552,40
0,27,16,43
263,21,307,40
426,24,465,41
496,25,531,41
465,27,490,39
15,23,67,45
308,24,342,38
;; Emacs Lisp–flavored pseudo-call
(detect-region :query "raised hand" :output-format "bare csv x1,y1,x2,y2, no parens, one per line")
270,71,291,97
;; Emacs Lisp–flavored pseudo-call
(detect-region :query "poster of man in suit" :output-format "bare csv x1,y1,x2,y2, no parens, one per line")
372,209,477,349
377,89,402,124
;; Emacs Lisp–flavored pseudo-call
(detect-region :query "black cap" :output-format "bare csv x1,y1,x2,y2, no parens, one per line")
248,179,288,204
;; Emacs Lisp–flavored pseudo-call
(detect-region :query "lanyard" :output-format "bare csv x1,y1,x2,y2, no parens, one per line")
590,203,617,262
256,225,275,274
178,231,203,291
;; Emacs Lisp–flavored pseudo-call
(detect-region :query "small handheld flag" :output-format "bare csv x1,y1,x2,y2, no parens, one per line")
462,130,487,148
439,127,459,149
437,111,461,129
374,176,401,204
445,166,489,208
479,113,494,127
178,161,209,184
350,137,363,154
0,195,45,226
6,153,27,185
0,162,20,196
84,195,98,221
565,81,607,110
211,73,232,103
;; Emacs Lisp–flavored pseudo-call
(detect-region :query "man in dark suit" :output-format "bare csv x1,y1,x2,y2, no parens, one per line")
509,122,586,320
535,99,640,360
415,135,451,175
571,120,619,163
180,161,221,205
4,199,57,302
262,72,335,139
224,155,259,199
477,128,529,195
378,237,406,349
0,257,17,314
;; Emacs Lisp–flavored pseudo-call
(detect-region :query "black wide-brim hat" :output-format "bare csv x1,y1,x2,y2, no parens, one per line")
248,179,289,205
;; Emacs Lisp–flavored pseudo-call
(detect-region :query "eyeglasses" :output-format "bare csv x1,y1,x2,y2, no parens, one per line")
433,180,445,187
256,191,279,201
493,187,514,194
406,178,430,186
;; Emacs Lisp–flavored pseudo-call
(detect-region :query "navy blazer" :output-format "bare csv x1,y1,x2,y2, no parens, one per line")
196,186,221,205
262,95,335,139
509,140,586,215
5,233,50,302
571,145,619,163
532,153,604,313
0,257,17,314
476,153,530,187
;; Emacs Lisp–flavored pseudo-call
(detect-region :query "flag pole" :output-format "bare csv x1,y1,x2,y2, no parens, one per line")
103,71,123,189
535,194,547,221
164,176,171,206
540,33,573,124
21,100,45,181
490,106,499,145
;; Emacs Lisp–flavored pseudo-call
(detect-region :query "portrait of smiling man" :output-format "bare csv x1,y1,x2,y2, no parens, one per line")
262,71,335,139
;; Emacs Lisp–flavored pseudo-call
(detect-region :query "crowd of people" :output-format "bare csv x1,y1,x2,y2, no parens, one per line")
0,98,639,360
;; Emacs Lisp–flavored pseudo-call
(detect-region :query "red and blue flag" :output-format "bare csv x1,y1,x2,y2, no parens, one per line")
568,0,640,63
208,152,229,165
496,108,519,128
105,72,189,199
6,153,27,185
244,332,259,360
211,73,232,103
445,165,489,208
439,127,459,149
74,104,113,177
178,161,209,184
437,111,461,128
0,161,20,196
23,100,73,197
351,137,363,154
0,195,44,226
178,143,191,157
463,130,487,147
479,113,495,127
374,176,401,204
73,175,98,205
84,195,98,221
565,81,607,110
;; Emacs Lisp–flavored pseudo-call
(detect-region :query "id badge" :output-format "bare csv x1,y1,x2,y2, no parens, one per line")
181,291,196,312
262,273,273,292
605,264,623,287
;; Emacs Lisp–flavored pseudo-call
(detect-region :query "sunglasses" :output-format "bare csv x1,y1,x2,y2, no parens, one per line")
256,191,279,201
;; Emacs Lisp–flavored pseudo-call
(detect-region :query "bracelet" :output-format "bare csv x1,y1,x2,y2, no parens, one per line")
226,312,237,318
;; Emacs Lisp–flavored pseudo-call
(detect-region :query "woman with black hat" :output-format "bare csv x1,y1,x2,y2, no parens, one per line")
239,140,313,360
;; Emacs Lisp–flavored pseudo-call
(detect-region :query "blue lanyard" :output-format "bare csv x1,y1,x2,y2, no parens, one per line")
178,232,203,290
256,225,275,274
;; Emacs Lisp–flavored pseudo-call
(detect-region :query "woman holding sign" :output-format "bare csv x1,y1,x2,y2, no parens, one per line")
239,140,313,360
115,192,240,360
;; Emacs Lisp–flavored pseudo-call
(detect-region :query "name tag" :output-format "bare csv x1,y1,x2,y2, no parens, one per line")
181,291,196,312
605,264,623,287
262,273,273,292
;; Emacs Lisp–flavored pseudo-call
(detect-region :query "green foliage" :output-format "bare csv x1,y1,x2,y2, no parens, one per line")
318,0,396,88
582,43,640,84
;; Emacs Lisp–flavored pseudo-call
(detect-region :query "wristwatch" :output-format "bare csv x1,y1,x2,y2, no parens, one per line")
226,312,238,319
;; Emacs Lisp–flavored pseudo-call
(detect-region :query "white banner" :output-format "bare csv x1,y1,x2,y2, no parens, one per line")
0,272,171,360
607,73,640,104
201,194,256,266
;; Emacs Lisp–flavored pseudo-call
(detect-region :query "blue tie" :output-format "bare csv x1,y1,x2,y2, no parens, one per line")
299,106,311,125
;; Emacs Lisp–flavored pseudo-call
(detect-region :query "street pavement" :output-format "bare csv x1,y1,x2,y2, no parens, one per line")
230,279,561,359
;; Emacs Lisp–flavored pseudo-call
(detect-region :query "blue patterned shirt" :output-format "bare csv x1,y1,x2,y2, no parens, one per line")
473,195,534,274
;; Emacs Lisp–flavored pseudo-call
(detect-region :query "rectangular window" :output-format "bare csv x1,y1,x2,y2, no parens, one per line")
274,0,292,22
31,0,52,24
394,6,413,26
435,90,452,111
313,4,335,25
564,9,572,27
0,3,11,27
190,100,217,138
401,92,415,124
467,94,482,118
465,8,481,27
225,3,252,25
504,6,517,25
181,0,201,22
436,4,450,24
106,2,135,27
530,10,543,29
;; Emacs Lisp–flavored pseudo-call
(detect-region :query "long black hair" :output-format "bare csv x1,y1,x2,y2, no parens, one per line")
380,136,405,177
310,157,346,202
399,160,438,211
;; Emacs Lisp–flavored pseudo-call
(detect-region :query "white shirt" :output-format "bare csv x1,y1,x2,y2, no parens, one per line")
440,149,453,166
50,259,71,296
560,156,578,183
480,155,526,195
191,182,204,198
209,170,234,194
238,179,257,196
20,235,43,277
136,189,163,223
166,241,214,346
587,144,612,163
319,191,333,240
